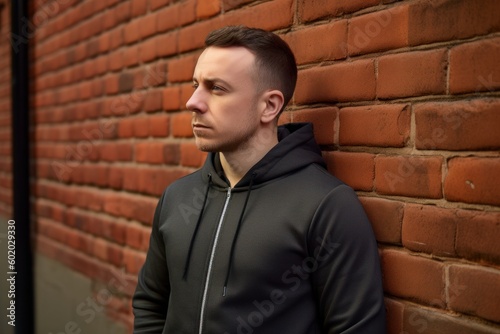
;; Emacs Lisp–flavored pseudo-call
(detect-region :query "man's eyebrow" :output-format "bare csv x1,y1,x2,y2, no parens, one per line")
193,77,232,88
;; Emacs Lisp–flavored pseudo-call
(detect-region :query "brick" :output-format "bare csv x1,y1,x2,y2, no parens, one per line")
123,20,141,44
138,13,158,39
180,83,195,109
139,37,158,63
135,142,165,164
377,49,447,99
415,99,500,151
385,298,404,334
455,210,500,264
99,142,133,162
324,152,374,191
178,0,196,27
155,31,178,57
375,155,443,198
178,19,221,53
108,166,124,190
131,0,148,17
123,45,140,68
283,21,347,65
299,0,379,22
126,223,145,250
408,0,500,47
402,204,457,257
133,117,150,138
444,157,500,206
149,114,170,137
225,0,294,32
156,4,179,33
118,72,134,93
450,37,500,94
339,104,410,147
295,60,376,104
197,0,220,19
348,5,409,56
359,197,403,245
168,53,199,83
180,142,207,167
381,250,445,307
144,89,163,112
109,27,124,51
449,265,500,323
292,107,337,145
172,112,193,138
163,143,181,165
402,305,498,334
163,86,181,111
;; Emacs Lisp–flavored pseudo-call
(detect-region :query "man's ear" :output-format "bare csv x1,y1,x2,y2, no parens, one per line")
260,90,284,124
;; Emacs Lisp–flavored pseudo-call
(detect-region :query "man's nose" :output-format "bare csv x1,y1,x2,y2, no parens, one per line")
186,88,206,113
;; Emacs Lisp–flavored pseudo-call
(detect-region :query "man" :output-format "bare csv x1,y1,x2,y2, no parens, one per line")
133,26,386,333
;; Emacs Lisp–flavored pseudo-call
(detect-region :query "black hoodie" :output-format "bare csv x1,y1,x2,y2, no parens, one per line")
133,123,386,333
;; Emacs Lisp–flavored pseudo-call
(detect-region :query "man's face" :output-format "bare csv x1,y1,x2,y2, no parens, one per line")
186,46,264,153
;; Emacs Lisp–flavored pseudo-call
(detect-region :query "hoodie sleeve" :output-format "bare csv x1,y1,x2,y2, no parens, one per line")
132,191,169,333
308,184,386,334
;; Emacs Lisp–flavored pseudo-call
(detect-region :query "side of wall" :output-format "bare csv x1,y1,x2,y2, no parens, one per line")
0,0,498,332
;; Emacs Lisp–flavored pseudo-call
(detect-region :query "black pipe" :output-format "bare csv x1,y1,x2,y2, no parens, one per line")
11,0,34,332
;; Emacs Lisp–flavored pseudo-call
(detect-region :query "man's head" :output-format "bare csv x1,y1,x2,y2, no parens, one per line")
205,26,297,114
187,26,297,153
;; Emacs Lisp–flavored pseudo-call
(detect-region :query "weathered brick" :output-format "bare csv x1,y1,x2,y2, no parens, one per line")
415,99,500,151
408,0,500,47
292,107,337,145
377,49,447,99
444,157,500,206
283,21,347,65
359,197,403,245
382,249,445,307
375,155,443,198
449,265,500,323
450,37,500,94
348,5,409,56
455,210,500,265
295,59,376,104
324,151,374,191
402,204,457,257
339,104,410,147
299,0,379,22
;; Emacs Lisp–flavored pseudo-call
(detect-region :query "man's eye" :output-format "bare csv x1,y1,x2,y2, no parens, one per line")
211,85,222,91
192,83,199,89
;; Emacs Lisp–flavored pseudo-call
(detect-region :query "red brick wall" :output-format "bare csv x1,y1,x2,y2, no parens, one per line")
2,0,500,332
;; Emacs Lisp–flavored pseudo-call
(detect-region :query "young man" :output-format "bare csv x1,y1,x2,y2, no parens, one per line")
133,26,386,333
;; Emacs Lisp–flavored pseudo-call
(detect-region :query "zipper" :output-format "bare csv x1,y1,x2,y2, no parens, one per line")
198,187,232,334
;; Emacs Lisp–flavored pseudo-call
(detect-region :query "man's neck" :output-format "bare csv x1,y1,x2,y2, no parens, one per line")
219,128,278,187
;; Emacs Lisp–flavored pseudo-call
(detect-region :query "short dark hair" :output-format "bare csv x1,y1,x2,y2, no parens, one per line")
205,25,297,114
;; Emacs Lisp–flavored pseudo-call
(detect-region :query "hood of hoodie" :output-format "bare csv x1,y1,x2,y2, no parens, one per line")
200,122,326,188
